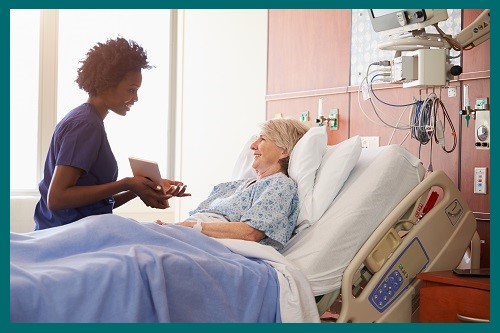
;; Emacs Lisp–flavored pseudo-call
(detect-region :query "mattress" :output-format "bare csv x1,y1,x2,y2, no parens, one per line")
282,144,426,295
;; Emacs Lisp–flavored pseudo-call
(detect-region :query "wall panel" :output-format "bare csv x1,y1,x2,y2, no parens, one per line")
267,9,351,95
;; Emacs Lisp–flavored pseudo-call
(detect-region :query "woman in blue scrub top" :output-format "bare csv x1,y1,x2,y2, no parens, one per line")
34,37,187,230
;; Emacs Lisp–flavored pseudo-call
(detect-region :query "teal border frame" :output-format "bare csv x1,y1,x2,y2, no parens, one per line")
3,1,496,332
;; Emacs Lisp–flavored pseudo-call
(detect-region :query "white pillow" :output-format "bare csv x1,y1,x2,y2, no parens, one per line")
231,129,361,232
288,126,328,213
231,135,258,180
232,127,327,182
295,135,362,231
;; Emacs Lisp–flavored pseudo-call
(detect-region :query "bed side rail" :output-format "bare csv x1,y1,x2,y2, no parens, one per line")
336,170,477,322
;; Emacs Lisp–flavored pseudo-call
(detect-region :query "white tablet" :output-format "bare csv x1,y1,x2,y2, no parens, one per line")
128,157,163,186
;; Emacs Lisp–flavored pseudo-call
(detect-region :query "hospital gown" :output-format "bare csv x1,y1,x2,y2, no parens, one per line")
189,172,299,251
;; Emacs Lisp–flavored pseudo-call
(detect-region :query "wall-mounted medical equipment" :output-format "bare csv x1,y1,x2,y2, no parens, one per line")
474,99,490,150
459,84,490,149
368,9,490,88
316,98,339,130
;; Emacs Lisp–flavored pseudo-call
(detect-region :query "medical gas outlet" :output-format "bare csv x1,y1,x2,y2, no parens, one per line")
474,98,490,150
316,98,340,130
329,109,339,130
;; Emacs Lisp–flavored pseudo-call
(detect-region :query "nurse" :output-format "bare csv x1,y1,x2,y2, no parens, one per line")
34,37,187,230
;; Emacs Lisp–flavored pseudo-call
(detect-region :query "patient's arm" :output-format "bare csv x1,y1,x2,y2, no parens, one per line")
176,221,266,242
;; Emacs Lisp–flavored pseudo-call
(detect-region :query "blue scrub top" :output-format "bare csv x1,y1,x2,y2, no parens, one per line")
34,103,118,230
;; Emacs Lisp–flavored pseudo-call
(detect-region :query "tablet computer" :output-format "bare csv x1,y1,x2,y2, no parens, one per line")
129,157,163,186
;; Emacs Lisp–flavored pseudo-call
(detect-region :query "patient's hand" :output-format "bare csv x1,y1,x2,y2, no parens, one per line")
163,179,191,197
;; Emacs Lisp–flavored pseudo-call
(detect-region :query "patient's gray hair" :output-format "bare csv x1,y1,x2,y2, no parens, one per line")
260,118,310,173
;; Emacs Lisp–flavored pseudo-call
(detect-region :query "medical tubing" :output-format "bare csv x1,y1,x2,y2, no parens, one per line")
410,99,433,146
365,63,391,91
410,101,419,141
433,98,457,153
369,92,411,129
358,71,414,131
388,104,412,145
367,74,414,129
370,75,419,107
367,75,412,129
447,50,463,59
433,23,463,52
358,73,397,128
427,139,434,173
399,131,410,146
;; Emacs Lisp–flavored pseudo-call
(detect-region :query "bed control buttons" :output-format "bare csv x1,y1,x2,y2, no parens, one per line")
371,270,405,309
369,238,430,313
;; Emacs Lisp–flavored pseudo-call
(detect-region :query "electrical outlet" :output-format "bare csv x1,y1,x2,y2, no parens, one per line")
362,84,371,100
360,136,380,148
474,167,487,194
447,87,457,97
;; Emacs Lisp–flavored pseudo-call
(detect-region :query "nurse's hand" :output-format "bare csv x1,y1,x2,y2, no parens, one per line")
130,176,171,209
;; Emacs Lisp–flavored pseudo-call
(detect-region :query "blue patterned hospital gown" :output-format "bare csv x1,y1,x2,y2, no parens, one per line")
188,172,299,251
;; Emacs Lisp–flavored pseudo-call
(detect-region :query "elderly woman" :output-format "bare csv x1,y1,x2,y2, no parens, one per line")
157,118,309,251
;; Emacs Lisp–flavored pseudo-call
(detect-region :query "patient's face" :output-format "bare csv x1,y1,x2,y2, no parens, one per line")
250,134,287,177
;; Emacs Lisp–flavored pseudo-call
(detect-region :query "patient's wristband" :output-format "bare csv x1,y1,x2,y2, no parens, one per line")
193,222,203,233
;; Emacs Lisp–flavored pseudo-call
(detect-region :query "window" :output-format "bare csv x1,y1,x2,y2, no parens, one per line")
10,9,40,192
10,9,175,196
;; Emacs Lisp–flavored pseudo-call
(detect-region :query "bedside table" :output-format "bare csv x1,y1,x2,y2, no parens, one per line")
416,270,490,322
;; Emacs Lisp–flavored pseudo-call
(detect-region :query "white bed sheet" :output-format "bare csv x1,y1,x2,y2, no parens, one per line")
216,238,320,322
282,145,426,295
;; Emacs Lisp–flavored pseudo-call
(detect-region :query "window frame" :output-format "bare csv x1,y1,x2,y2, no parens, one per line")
10,9,178,199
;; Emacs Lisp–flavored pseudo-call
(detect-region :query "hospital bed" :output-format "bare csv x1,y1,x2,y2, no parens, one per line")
9,133,477,323
282,142,477,322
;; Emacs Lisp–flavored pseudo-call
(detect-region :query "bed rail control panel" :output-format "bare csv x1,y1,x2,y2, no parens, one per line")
369,238,429,312
364,228,402,273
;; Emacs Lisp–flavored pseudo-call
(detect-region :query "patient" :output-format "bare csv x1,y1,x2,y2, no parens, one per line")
156,118,309,251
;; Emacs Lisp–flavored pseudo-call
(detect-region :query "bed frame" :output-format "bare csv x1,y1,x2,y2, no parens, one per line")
323,170,477,322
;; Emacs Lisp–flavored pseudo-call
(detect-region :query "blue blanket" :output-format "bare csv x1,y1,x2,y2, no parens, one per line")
10,214,280,323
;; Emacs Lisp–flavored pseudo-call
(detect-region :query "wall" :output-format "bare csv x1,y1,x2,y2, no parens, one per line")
266,9,490,267
10,197,39,233
175,9,268,220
